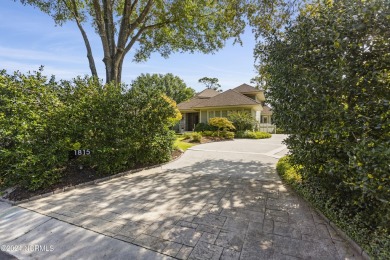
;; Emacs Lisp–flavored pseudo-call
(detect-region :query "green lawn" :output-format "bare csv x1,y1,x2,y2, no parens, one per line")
174,135,196,151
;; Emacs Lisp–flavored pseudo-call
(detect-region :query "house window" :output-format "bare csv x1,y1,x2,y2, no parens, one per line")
215,111,221,117
208,111,214,119
262,116,268,123
222,110,227,117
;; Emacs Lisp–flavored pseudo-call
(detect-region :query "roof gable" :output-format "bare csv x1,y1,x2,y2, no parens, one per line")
233,83,261,93
195,89,220,98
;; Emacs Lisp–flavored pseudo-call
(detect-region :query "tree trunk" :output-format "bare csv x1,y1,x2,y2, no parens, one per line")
105,57,122,84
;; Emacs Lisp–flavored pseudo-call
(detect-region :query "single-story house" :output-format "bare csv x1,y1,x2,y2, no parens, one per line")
176,83,273,132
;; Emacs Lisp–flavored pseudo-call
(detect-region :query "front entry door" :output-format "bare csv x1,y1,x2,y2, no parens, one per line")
187,113,199,131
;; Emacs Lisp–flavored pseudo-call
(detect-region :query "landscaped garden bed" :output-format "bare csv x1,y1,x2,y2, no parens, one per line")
2,149,183,202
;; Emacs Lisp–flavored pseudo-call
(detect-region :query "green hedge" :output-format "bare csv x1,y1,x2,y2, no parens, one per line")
0,70,180,190
194,122,217,132
235,130,271,139
259,1,389,258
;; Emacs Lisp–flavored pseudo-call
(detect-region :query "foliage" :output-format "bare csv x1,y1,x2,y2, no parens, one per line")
228,111,257,131
180,132,202,143
221,131,235,139
235,131,271,139
182,132,192,140
174,135,196,151
198,77,222,92
276,156,302,184
201,131,214,137
275,127,287,134
131,73,195,103
191,132,202,143
194,123,218,132
0,69,66,189
0,70,179,190
208,117,235,136
260,0,390,257
19,0,299,83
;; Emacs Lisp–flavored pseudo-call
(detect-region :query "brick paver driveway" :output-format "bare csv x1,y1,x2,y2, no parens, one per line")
19,135,361,259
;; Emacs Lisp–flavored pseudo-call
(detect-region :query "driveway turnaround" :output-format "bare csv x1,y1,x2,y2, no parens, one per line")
1,135,362,259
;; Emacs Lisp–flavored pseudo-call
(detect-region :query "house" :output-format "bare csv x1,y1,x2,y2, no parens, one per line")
176,83,273,132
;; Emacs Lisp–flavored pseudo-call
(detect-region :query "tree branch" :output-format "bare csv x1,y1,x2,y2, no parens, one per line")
128,0,154,36
117,0,132,52
92,0,111,67
102,0,116,59
62,0,98,78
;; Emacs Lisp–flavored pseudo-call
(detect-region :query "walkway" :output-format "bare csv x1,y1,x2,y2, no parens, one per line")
0,135,361,259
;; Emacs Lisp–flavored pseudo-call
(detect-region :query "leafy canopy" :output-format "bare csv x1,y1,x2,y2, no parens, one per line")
198,77,222,91
131,73,194,104
18,0,300,83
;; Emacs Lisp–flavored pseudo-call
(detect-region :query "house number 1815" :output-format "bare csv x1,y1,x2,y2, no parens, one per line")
74,149,91,156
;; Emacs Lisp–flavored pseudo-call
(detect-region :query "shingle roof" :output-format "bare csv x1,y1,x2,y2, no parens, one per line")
192,89,260,108
195,89,220,98
233,83,261,93
177,97,206,110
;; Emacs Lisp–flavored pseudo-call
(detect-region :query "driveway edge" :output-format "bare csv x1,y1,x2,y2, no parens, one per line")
0,150,185,206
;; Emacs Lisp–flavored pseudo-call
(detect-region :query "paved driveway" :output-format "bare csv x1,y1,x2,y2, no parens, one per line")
7,135,361,259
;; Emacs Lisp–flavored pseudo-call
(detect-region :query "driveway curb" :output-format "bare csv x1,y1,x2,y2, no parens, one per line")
313,208,370,260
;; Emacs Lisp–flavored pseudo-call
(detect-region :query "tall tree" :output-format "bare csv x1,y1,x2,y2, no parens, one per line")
198,77,222,91
131,73,195,103
19,0,298,84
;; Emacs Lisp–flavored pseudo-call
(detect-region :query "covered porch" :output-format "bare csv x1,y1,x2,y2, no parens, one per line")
178,112,199,132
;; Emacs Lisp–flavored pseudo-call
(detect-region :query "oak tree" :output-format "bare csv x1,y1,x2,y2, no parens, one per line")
131,73,195,103
19,0,297,84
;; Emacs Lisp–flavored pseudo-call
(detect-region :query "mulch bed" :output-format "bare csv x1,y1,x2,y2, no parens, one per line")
4,149,183,202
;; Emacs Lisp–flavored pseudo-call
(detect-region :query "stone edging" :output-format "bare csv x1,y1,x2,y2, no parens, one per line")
306,200,370,260
0,151,184,206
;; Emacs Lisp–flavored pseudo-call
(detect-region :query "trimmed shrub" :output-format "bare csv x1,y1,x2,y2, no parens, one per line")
276,156,302,184
182,133,192,140
235,131,271,139
209,117,235,136
191,132,202,142
228,111,257,131
202,131,214,137
261,1,390,257
222,131,235,139
194,122,217,132
0,70,180,191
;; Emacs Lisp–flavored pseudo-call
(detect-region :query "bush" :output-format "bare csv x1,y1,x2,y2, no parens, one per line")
0,69,66,190
0,70,180,191
276,156,302,184
182,133,192,140
222,131,235,139
275,128,286,134
202,131,214,137
209,117,235,136
235,131,271,139
191,132,202,142
277,155,389,259
194,122,217,132
228,111,257,131
260,1,390,257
